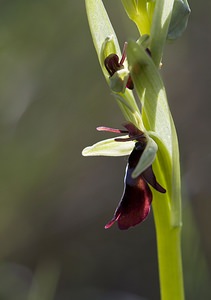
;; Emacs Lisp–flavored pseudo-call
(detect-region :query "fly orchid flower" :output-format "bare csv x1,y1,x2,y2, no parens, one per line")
104,42,152,92
104,43,134,90
83,122,166,230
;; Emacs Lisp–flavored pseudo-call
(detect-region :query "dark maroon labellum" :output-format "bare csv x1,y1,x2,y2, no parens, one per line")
97,123,166,230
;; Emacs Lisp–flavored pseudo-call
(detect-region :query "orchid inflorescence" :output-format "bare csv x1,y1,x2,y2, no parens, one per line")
83,0,190,231
83,0,190,299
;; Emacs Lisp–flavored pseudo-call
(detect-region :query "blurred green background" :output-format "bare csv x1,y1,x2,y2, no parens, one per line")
0,0,210,299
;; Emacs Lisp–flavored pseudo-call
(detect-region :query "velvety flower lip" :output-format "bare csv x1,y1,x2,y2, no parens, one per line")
105,163,153,230
101,123,166,230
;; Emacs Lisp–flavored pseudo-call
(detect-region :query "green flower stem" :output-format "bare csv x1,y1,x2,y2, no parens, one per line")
153,193,184,300
169,114,182,227
151,128,184,300
152,143,184,300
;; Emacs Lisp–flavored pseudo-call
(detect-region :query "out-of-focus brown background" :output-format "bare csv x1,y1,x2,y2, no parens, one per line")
0,1,210,299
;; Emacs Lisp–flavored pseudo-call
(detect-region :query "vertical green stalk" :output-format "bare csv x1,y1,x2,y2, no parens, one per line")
153,198,184,300
149,1,185,296
155,132,184,300
152,154,184,300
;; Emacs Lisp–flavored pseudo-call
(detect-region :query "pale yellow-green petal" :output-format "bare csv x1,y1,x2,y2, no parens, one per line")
82,137,133,157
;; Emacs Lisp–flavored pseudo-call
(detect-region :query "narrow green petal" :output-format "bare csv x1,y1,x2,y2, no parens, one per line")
82,137,133,157
132,136,158,178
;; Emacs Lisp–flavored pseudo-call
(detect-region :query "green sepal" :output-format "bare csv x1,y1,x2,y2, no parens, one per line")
85,0,121,78
100,36,119,78
121,0,137,21
109,69,130,93
101,36,117,65
167,0,191,40
132,136,158,178
121,0,154,35
82,137,133,157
